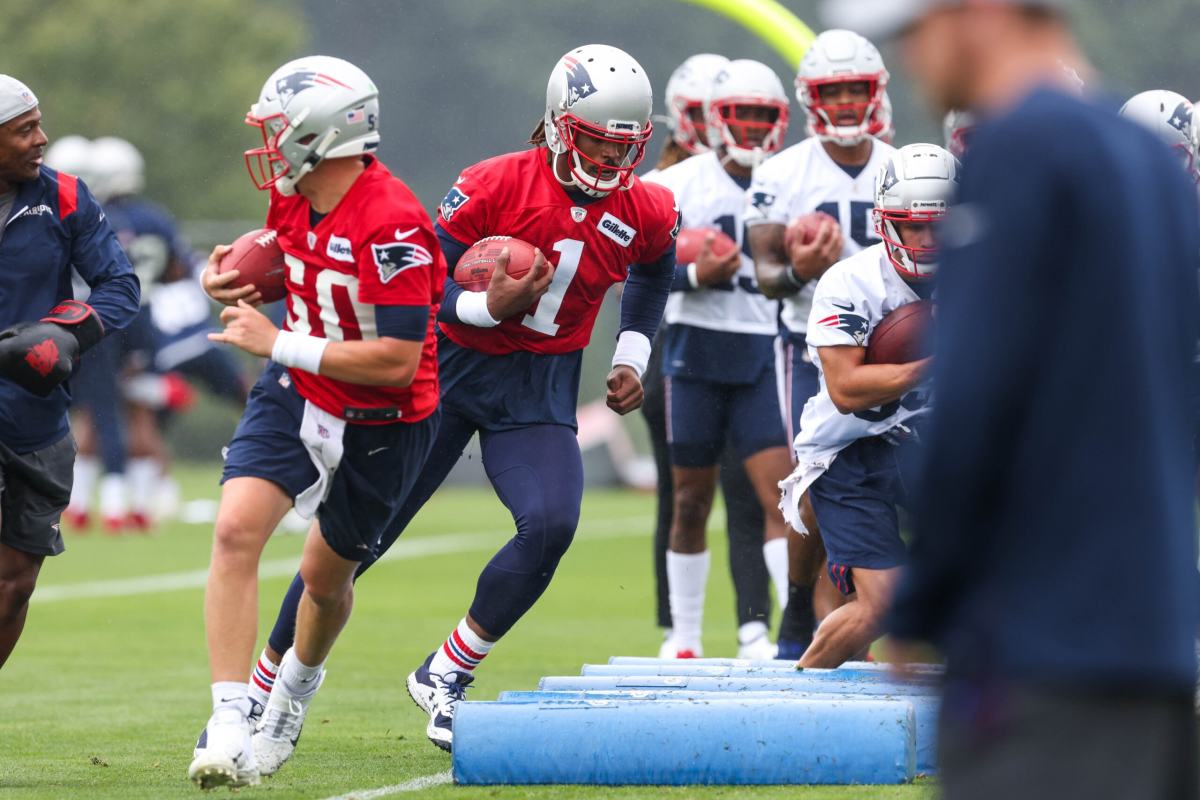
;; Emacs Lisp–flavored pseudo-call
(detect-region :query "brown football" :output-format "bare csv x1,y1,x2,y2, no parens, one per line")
866,300,934,364
784,210,839,251
216,228,287,303
453,236,539,292
674,227,738,265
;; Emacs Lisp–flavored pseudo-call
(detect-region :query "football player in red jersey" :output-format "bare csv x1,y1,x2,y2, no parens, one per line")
249,43,679,755
186,56,444,789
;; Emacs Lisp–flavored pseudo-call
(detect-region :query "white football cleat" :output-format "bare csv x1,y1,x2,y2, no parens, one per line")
658,634,702,659
407,651,473,752
737,631,778,660
252,668,325,776
188,707,259,789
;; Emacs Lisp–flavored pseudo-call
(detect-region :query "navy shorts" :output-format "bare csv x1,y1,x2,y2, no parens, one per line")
665,371,787,468
778,332,821,445
222,362,439,562
807,435,916,594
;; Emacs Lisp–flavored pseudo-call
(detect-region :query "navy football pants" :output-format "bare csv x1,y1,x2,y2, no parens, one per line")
269,409,583,653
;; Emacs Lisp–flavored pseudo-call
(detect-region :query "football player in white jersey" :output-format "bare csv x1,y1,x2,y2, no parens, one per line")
779,143,960,669
647,60,793,659
744,29,897,660
643,53,779,658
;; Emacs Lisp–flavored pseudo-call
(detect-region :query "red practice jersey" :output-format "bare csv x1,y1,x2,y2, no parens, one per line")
267,157,444,423
437,148,679,355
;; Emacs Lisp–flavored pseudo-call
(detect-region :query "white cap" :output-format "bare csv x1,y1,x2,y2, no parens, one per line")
822,0,1070,41
0,75,38,126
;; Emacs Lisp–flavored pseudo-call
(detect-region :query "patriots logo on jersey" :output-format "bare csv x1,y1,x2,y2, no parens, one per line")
818,312,870,346
670,204,682,240
274,69,352,110
372,227,433,283
750,191,775,214
562,56,597,108
440,187,470,222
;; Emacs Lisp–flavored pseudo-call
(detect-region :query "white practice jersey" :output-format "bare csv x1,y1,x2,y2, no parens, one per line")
778,244,930,531
745,137,896,335
648,152,779,335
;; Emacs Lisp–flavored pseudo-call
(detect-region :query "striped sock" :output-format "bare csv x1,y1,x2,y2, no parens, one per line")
247,649,278,714
429,618,494,677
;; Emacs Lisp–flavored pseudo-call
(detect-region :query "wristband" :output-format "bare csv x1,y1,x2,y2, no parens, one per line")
687,262,700,289
784,264,806,289
611,330,652,377
271,330,328,374
456,290,501,328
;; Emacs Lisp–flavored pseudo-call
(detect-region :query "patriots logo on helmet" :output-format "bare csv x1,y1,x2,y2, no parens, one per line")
879,161,900,194
275,69,352,110
562,56,598,108
818,312,870,346
1168,102,1193,135
372,227,433,284
440,186,471,222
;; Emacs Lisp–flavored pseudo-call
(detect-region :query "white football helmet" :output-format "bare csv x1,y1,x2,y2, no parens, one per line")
1120,90,1198,182
664,53,730,155
44,135,94,184
543,44,653,197
796,30,889,146
874,143,961,280
89,136,145,202
245,55,380,196
868,90,895,144
704,59,789,169
943,109,977,160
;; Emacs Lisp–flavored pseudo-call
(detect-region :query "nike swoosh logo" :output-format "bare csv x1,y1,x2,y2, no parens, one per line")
219,697,243,703
367,447,388,456
831,301,855,312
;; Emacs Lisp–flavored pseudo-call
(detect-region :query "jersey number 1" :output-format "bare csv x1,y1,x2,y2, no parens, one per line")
521,238,582,336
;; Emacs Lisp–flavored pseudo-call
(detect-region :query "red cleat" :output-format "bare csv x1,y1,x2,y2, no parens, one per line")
62,508,90,532
102,516,126,536
675,649,698,659
125,512,153,534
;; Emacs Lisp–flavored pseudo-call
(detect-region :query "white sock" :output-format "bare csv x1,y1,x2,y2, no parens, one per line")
430,618,495,677
763,538,790,615
248,648,278,711
211,681,251,718
667,550,710,649
98,473,128,520
278,647,324,698
738,620,769,646
127,457,160,515
69,456,99,511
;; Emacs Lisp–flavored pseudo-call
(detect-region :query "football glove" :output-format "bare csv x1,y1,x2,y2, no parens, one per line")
0,300,104,396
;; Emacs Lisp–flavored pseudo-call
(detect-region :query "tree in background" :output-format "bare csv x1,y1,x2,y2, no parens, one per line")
3,0,306,221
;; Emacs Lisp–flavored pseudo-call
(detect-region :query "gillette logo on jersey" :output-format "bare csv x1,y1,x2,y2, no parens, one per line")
562,56,598,108
266,157,444,423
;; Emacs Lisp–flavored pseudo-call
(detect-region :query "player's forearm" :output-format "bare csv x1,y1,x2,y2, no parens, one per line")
827,361,926,415
754,259,803,299
317,338,422,387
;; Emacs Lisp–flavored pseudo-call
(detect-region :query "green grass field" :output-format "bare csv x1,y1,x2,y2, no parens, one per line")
0,464,934,799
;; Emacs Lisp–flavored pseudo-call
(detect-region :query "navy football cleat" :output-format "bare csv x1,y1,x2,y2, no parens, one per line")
406,651,473,751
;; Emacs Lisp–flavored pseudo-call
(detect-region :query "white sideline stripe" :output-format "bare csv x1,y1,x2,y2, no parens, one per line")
32,515,651,603
321,770,453,799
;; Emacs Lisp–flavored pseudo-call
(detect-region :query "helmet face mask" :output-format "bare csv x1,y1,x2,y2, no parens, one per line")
873,143,961,281
665,54,730,155
796,30,889,147
705,59,789,169
544,45,654,197
244,56,380,196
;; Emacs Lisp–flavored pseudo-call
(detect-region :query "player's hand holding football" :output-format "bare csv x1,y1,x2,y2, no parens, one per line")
605,365,643,415
484,247,555,320
208,299,279,357
693,233,741,286
787,221,844,282
201,244,263,307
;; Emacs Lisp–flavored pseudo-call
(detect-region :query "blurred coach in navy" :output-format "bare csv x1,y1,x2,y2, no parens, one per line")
826,1,1199,797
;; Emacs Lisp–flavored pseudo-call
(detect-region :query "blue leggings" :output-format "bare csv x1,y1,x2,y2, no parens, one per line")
268,409,584,653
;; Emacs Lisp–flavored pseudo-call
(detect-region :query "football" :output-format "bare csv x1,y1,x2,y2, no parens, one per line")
866,299,935,365
453,236,540,292
215,228,287,303
784,211,839,251
674,227,739,265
